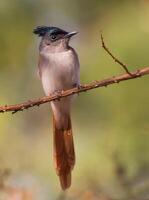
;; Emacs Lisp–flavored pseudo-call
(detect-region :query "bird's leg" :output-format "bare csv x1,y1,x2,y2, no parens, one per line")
72,83,83,96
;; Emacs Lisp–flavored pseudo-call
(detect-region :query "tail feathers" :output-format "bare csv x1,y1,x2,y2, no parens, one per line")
53,114,75,190
60,172,71,190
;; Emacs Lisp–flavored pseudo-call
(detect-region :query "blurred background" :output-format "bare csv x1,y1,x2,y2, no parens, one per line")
0,0,149,199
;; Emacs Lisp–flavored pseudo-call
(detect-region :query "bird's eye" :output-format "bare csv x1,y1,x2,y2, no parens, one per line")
51,35,57,40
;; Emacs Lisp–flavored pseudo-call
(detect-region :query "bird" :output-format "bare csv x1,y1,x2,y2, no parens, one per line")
33,26,80,190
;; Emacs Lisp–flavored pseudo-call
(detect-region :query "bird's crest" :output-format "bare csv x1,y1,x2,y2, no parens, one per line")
33,26,68,37
33,26,49,37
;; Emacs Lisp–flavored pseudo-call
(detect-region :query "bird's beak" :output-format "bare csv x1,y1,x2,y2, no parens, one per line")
64,31,78,38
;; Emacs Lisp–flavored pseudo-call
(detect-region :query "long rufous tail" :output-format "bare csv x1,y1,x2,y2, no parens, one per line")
53,113,75,190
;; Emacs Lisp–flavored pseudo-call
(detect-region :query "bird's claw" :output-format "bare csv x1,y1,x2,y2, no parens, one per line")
77,84,83,90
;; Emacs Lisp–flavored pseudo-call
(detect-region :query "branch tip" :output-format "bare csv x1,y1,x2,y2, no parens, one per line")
100,33,133,76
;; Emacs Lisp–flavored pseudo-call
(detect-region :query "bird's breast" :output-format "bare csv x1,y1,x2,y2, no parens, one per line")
40,50,79,95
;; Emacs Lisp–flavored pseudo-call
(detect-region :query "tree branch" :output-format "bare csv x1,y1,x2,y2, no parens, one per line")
101,33,132,75
0,67,149,114
0,34,149,114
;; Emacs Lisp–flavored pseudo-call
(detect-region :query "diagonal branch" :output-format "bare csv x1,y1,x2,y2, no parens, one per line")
0,67,149,114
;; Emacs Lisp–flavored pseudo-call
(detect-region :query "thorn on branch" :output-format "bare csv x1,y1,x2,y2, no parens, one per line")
12,110,18,114
112,76,119,83
136,69,142,77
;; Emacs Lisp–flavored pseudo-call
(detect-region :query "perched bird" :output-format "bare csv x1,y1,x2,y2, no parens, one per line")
33,26,80,190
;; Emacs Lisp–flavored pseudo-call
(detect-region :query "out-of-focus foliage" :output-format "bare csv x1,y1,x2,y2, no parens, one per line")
0,0,149,199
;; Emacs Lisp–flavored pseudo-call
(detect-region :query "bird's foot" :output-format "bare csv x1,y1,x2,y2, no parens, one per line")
72,83,83,89
72,84,83,96
77,84,84,90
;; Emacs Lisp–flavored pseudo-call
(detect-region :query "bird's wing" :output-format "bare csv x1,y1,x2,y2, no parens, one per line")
38,54,48,79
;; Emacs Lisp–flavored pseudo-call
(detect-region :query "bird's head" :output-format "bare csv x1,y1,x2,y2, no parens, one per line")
33,26,78,52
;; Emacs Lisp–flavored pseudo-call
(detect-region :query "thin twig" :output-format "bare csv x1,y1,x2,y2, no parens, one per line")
101,33,133,75
0,67,149,114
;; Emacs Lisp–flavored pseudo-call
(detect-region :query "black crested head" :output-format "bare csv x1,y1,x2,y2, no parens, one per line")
33,26,49,37
33,26,68,37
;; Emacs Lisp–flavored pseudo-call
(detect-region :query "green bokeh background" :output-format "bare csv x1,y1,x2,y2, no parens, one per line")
0,0,149,199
